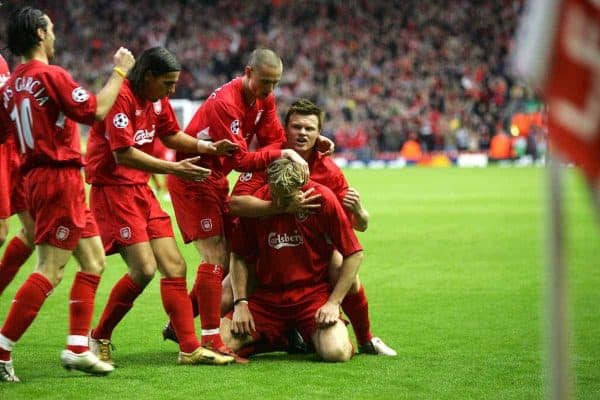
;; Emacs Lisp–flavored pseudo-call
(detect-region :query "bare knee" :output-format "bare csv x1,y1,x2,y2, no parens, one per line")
160,255,187,278
196,236,228,266
37,265,66,287
129,264,156,287
313,321,353,363
81,254,106,276
219,317,252,352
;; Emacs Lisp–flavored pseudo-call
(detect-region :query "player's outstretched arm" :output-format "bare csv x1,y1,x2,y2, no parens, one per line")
113,147,210,181
229,188,321,218
161,132,239,156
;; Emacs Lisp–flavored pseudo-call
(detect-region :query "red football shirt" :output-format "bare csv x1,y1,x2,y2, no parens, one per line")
85,80,180,185
0,55,18,171
231,180,362,291
0,60,97,172
177,77,284,182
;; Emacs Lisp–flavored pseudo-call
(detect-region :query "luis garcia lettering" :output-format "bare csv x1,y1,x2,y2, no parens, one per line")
3,76,49,108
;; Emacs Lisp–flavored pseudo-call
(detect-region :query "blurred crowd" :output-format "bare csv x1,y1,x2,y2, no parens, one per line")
0,0,545,159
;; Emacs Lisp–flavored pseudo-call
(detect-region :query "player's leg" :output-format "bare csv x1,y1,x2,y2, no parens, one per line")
0,211,35,297
152,236,234,365
312,320,354,362
63,235,113,375
89,184,155,364
0,243,71,382
193,234,232,350
329,250,396,356
90,241,156,364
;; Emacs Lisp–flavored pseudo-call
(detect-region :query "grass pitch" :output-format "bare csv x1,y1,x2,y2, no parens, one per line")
0,166,598,399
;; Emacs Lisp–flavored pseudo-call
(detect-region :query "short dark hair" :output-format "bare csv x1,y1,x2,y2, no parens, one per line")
128,47,181,95
7,7,48,57
247,48,282,70
284,98,323,131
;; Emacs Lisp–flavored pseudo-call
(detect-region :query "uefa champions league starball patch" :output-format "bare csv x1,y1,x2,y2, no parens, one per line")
71,87,90,102
113,113,129,129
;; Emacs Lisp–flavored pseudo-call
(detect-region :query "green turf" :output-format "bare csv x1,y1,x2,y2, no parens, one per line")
0,166,598,399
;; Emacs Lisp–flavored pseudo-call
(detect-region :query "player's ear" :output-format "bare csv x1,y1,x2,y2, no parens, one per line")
37,27,46,41
244,66,253,78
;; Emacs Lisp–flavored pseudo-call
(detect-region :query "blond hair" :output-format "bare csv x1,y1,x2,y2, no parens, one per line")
266,159,307,200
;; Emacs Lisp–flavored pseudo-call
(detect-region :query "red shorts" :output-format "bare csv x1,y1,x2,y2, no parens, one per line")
226,283,333,347
167,175,233,243
0,142,26,218
25,167,99,250
90,184,173,255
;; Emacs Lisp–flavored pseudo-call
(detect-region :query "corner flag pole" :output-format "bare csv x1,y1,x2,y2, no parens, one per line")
546,154,571,400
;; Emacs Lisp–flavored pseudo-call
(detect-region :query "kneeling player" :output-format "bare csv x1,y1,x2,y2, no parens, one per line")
220,159,362,362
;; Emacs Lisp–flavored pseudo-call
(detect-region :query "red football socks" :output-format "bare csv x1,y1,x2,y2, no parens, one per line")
160,277,200,353
0,237,33,296
0,273,54,359
188,280,200,318
92,274,143,340
341,286,373,345
194,263,225,349
67,272,100,353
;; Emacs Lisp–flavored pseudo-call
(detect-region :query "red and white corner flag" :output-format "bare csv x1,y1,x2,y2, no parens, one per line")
515,0,600,189
513,1,600,399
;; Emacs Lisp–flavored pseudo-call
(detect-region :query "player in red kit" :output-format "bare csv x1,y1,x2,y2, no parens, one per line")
228,99,396,356
85,47,236,366
220,158,362,362
165,48,329,361
0,7,135,382
0,54,36,298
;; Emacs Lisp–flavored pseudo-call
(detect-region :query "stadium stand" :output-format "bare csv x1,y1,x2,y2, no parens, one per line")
0,0,545,161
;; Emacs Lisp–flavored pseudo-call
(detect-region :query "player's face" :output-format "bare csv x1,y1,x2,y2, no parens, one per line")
143,71,180,101
285,113,320,157
246,63,282,100
42,15,56,60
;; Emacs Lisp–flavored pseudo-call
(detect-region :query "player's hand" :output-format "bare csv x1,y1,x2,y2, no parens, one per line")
342,187,362,213
281,149,309,181
283,187,321,214
209,139,239,156
174,156,211,182
315,136,335,156
113,47,135,73
231,302,255,337
315,301,340,328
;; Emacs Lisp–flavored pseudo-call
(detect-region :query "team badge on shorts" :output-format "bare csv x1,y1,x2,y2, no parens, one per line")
239,172,253,182
56,226,70,241
120,227,132,240
230,119,240,135
71,87,90,103
201,218,213,232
